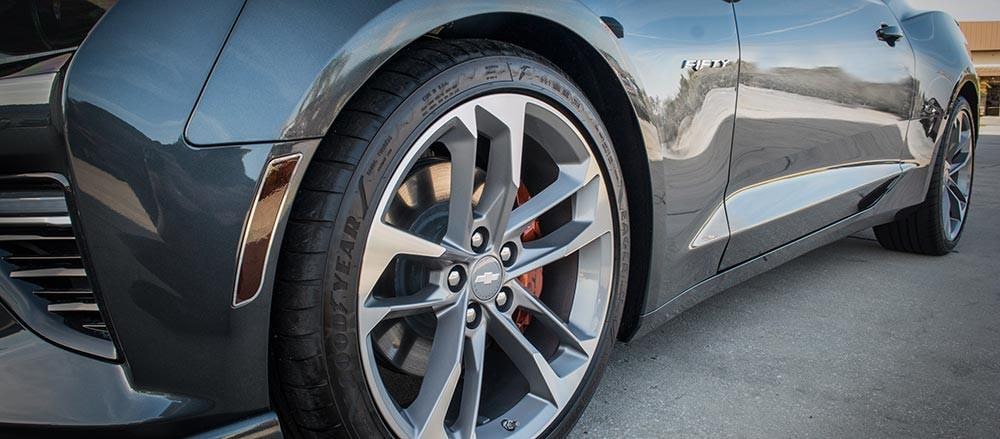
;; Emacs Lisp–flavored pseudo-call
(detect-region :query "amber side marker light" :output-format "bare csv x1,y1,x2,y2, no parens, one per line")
233,154,302,307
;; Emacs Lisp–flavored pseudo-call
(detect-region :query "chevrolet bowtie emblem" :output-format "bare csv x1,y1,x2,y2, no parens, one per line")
474,271,501,285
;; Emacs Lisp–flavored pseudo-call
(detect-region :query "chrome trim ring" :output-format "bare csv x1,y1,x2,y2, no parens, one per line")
357,94,615,438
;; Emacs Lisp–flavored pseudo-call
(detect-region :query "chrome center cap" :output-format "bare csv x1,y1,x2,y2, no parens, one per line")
470,256,504,301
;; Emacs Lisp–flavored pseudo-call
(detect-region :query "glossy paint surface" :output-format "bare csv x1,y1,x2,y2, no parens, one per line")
60,0,279,428
638,0,977,333
0,306,200,428
581,0,739,309
187,0,637,145
722,0,916,267
895,5,980,190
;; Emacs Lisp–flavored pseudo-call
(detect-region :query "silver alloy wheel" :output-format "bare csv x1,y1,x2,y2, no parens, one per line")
941,108,974,241
357,94,615,438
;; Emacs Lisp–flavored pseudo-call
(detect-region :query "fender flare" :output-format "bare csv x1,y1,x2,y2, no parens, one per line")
184,0,645,147
187,1,661,340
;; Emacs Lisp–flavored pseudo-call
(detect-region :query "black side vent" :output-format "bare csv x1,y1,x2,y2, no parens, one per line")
0,176,108,340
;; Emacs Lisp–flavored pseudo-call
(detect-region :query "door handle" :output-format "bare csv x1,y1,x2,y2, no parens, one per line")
876,23,903,47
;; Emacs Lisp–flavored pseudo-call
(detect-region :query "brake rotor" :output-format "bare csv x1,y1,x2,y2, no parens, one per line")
373,159,484,376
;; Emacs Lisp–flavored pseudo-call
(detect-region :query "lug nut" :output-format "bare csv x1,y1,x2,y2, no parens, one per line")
496,290,509,308
465,306,478,325
471,228,487,250
447,267,464,290
499,243,516,265
501,419,518,432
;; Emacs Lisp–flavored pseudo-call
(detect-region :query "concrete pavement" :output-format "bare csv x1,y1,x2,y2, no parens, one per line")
574,126,1000,438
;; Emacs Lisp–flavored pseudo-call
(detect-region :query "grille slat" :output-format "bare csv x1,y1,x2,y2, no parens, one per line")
10,267,87,278
0,216,73,227
0,179,109,340
5,255,82,262
0,194,67,215
0,235,75,242
47,302,100,313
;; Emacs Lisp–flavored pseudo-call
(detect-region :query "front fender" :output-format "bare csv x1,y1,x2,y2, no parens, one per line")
891,9,978,206
184,0,637,146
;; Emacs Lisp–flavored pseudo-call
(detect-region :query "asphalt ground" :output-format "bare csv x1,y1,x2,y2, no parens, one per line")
574,125,1000,438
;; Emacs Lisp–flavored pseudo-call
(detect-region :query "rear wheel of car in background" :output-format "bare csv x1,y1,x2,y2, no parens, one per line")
270,39,630,438
874,97,976,255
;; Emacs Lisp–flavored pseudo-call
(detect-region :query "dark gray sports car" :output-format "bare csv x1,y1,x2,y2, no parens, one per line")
0,0,979,437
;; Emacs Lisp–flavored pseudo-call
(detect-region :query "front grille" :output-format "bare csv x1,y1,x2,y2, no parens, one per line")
0,176,108,340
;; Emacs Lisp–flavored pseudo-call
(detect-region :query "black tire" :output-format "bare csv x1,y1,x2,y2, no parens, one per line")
873,96,976,255
270,38,629,438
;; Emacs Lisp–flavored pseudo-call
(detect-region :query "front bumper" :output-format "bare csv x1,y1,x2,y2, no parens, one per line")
0,1,296,434
0,306,209,432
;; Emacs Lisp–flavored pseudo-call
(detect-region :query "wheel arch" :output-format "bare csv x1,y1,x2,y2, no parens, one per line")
956,78,980,138
197,3,658,342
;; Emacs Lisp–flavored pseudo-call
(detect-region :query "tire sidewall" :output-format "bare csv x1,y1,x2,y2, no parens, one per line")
320,54,630,438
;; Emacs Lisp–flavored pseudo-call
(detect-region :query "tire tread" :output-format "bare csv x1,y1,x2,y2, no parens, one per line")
874,97,974,256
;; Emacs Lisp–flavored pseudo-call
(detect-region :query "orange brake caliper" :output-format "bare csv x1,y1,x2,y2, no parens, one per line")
514,184,543,331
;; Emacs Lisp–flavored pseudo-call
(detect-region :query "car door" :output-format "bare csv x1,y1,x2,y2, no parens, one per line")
721,0,916,268
580,0,741,308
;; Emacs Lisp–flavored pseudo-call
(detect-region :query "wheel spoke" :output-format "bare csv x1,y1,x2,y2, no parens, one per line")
452,325,487,438
473,96,526,243
405,298,468,438
947,181,968,221
485,306,568,408
507,178,612,278
508,281,595,357
505,160,598,241
949,136,972,177
360,221,448,299
443,110,480,251
359,285,456,336
947,179,968,205
946,122,960,157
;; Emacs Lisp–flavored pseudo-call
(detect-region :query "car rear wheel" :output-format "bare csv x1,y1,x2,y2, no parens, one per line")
874,96,975,255
271,39,629,438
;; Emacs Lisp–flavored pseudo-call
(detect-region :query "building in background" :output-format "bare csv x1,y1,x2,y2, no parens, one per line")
959,21,1000,116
